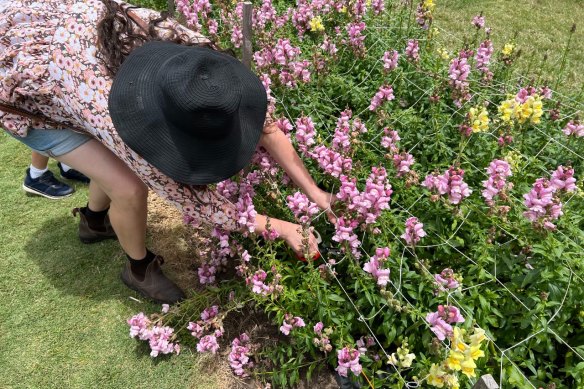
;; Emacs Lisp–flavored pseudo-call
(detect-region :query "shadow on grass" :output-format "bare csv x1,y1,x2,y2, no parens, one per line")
24,215,131,302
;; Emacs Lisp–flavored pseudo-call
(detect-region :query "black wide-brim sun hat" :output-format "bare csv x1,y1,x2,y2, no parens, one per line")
108,41,268,185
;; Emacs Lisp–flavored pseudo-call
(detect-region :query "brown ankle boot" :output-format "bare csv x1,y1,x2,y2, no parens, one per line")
120,256,186,304
72,207,118,244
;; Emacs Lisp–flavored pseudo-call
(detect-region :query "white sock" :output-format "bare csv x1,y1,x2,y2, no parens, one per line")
29,164,49,179
60,163,72,172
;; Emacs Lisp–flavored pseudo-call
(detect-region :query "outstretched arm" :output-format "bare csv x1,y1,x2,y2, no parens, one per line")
259,123,336,222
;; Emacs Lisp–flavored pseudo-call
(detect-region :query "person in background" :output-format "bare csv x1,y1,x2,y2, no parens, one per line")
24,151,89,199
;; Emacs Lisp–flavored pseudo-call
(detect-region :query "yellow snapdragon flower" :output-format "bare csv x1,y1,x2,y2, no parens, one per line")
460,357,477,378
445,350,464,371
423,0,436,11
428,363,447,387
444,374,460,389
530,95,544,124
468,344,485,361
437,47,450,60
309,16,325,32
504,151,522,171
498,97,516,123
470,328,486,345
469,106,490,132
502,43,514,56
340,6,347,13
451,327,468,352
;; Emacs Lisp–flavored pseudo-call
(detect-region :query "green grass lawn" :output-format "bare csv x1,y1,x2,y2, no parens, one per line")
0,2,582,389
0,134,231,389
434,0,584,98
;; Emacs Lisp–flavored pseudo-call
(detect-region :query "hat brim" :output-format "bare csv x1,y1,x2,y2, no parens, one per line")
108,42,267,185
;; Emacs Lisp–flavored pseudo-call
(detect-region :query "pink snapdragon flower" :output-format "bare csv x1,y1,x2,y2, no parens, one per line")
236,193,257,234
352,167,393,224
382,50,399,72
371,0,385,14
332,217,361,258
346,22,366,52
128,312,151,340
274,38,301,65
336,347,362,377
482,159,512,206
148,325,180,357
254,0,277,30
295,116,316,155
472,15,485,29
405,39,420,62
422,172,441,192
448,55,471,106
197,334,220,354
401,216,426,246
523,178,563,231
437,167,472,204
280,314,306,335
311,145,353,177
369,84,395,111
426,305,465,341
198,263,216,284
562,120,584,137
176,0,212,31
336,175,359,206
287,192,319,223
475,40,494,80
262,227,280,240
229,333,252,377
291,0,313,35
216,179,239,200
550,165,577,192
352,118,367,133
321,37,339,56
332,109,352,153
201,305,219,322
187,321,205,339
314,322,324,334
434,268,459,291
393,152,415,177
276,117,293,135
248,269,269,295
363,247,391,286
381,128,400,153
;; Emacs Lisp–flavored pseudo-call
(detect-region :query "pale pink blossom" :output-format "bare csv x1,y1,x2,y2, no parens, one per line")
401,217,426,246
336,347,362,377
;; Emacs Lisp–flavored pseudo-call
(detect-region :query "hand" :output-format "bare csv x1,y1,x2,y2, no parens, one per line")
277,220,319,259
310,189,338,224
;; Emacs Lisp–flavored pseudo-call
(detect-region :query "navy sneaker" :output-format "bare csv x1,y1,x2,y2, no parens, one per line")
58,162,90,183
23,169,75,199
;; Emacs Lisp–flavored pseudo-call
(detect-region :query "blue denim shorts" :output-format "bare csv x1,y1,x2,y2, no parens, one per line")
8,128,92,158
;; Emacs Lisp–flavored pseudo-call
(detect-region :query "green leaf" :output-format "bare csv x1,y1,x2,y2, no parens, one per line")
327,293,346,302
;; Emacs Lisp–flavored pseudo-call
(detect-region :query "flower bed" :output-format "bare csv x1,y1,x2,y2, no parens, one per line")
130,0,584,387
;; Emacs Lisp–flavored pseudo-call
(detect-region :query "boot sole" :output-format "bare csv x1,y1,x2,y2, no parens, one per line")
79,235,118,244
23,184,73,200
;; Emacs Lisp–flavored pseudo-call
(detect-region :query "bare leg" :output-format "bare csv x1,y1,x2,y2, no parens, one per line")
31,151,49,170
87,180,111,212
56,139,148,260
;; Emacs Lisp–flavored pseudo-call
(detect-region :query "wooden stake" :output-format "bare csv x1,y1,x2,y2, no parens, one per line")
242,2,253,68
472,375,499,389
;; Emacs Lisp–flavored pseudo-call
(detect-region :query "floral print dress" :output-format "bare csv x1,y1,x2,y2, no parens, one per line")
0,0,253,232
